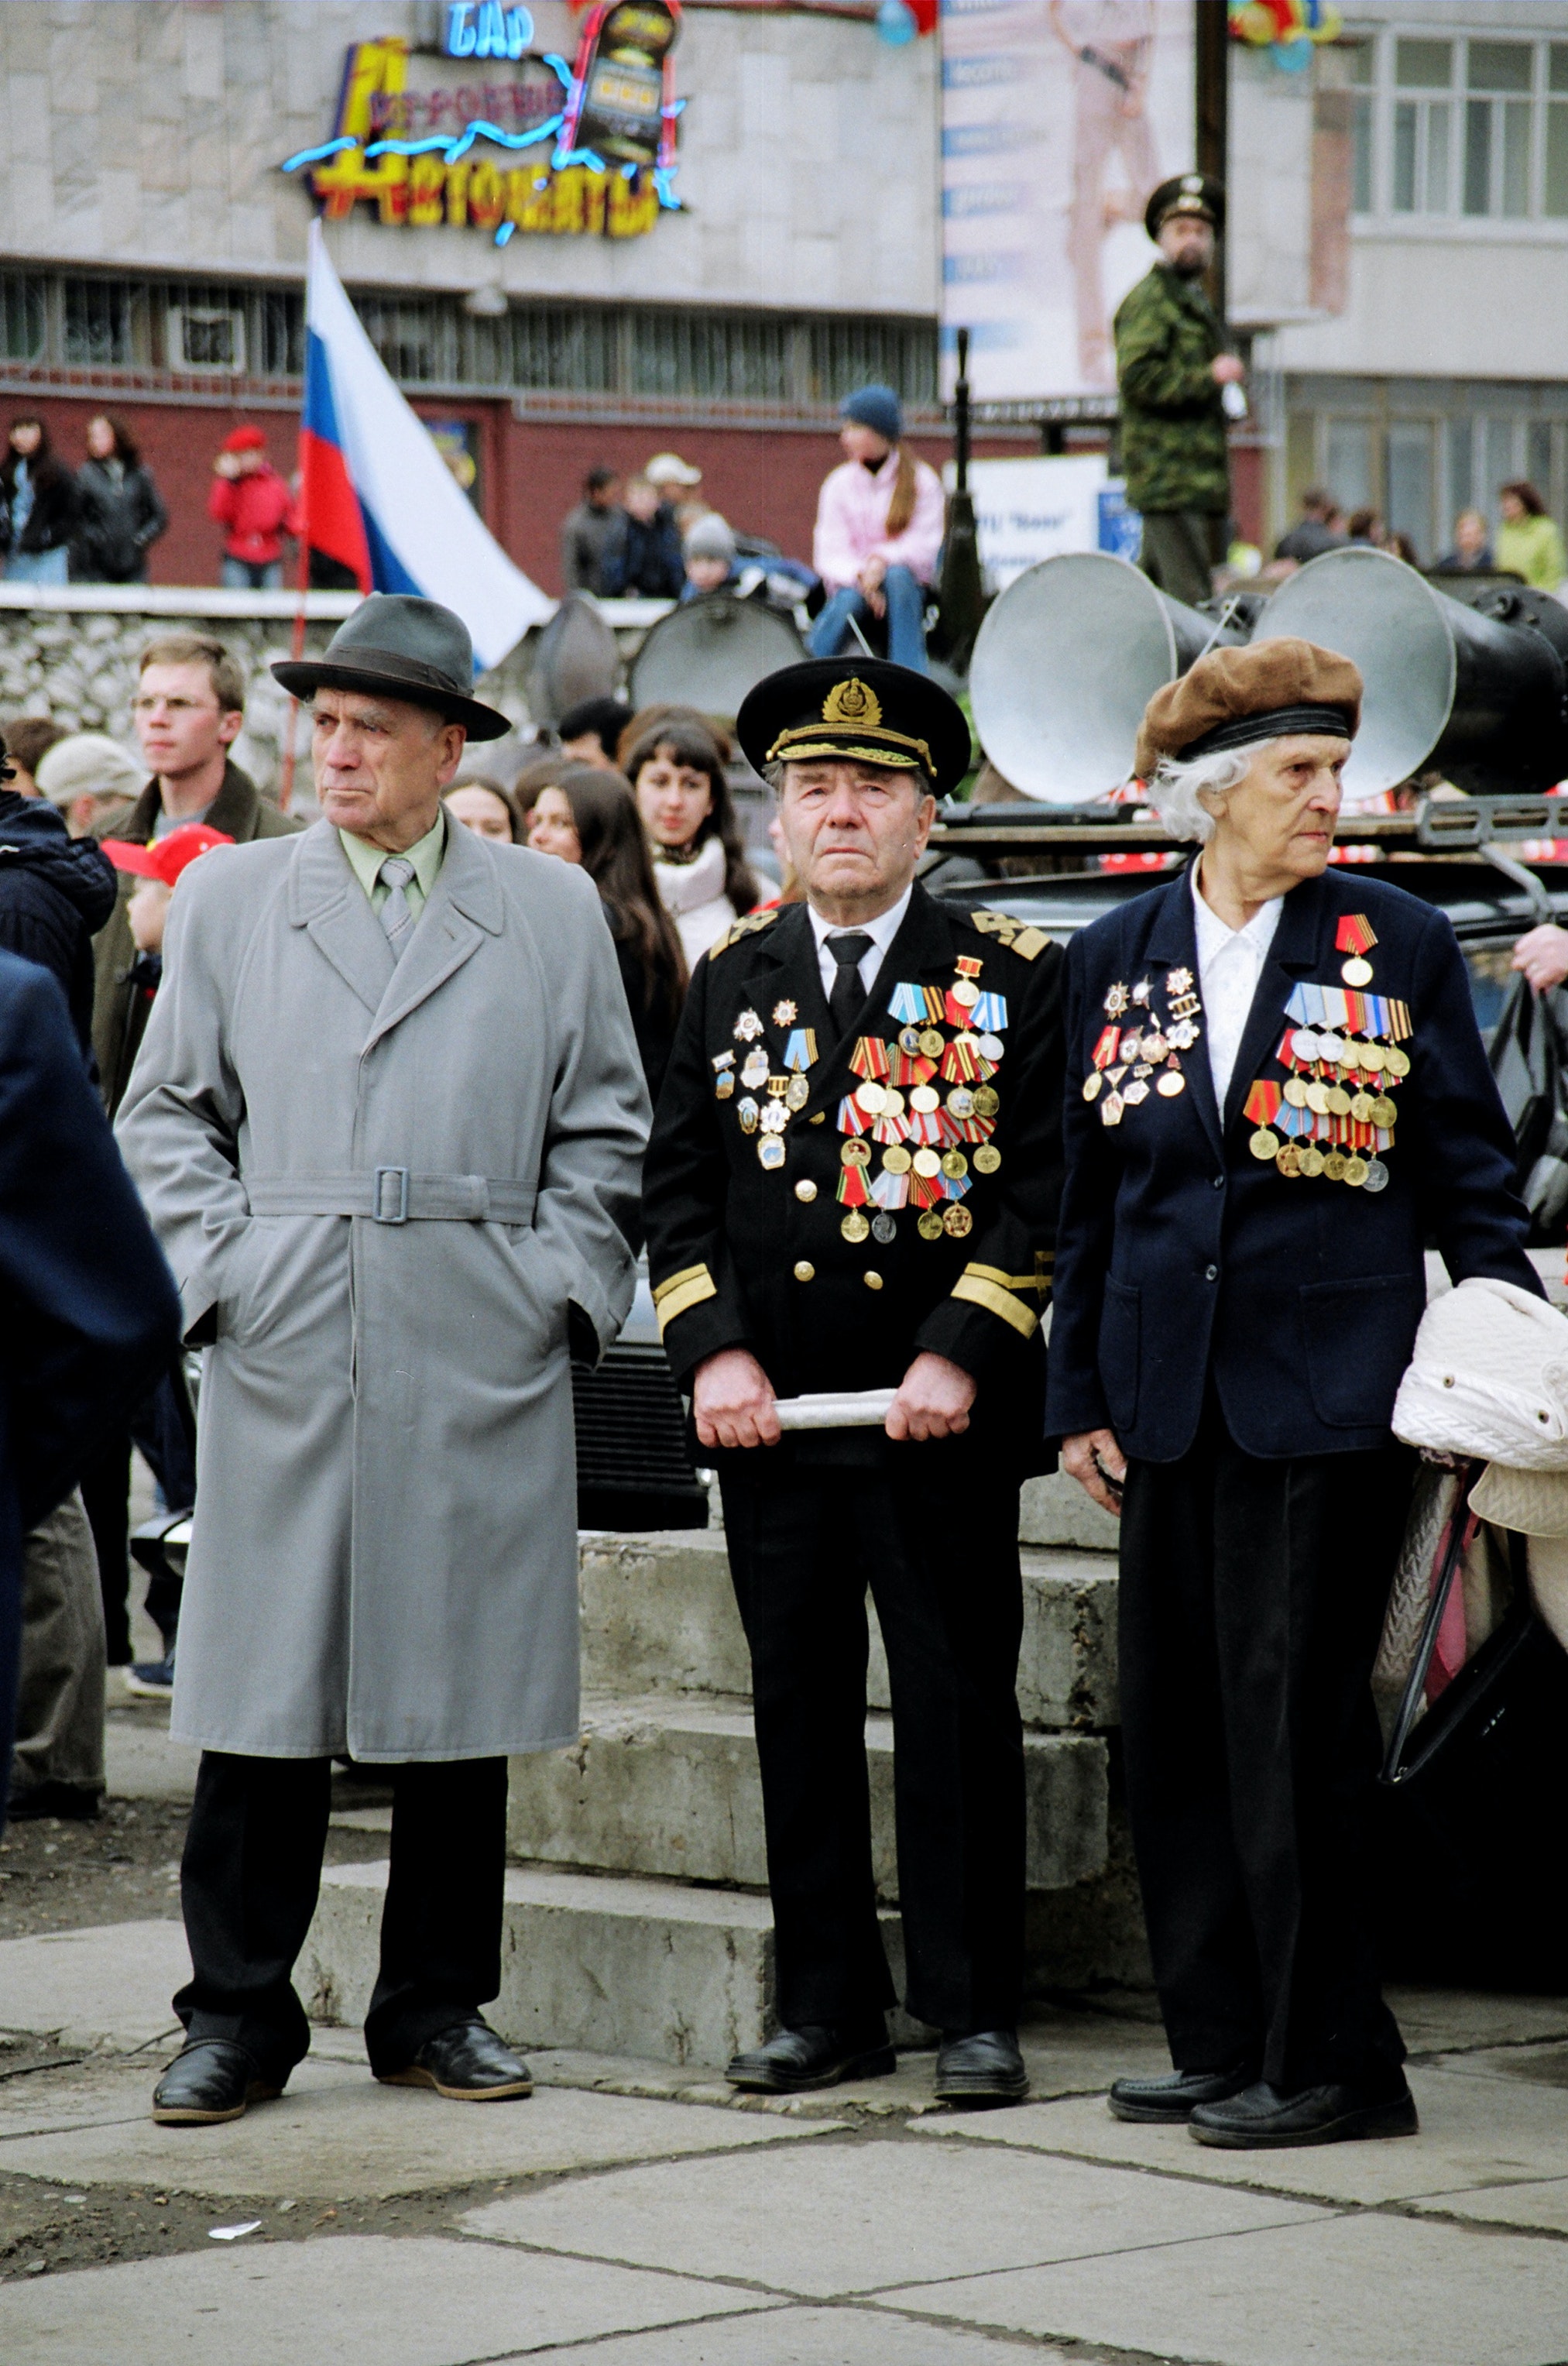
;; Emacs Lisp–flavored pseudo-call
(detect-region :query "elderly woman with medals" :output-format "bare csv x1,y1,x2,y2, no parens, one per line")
1047,638,1541,2149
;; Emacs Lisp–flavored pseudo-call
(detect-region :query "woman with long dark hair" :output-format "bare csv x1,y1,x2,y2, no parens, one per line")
622,712,757,970
72,414,168,585
807,384,942,675
528,762,688,1103
2,417,78,585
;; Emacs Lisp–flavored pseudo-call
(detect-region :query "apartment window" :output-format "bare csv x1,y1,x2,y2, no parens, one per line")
1363,29,1568,225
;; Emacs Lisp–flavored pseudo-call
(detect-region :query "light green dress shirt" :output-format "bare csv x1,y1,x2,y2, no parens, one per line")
338,808,448,927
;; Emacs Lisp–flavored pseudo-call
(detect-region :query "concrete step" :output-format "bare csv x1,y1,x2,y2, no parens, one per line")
1020,1470,1123,1554
300,1858,932,2069
507,1695,1108,1897
580,1531,1118,1729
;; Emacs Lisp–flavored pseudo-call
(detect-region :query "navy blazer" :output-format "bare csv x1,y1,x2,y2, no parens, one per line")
1044,864,1540,1463
0,953,180,1804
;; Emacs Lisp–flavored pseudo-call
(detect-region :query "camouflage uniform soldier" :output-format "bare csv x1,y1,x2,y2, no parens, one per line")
1113,174,1240,611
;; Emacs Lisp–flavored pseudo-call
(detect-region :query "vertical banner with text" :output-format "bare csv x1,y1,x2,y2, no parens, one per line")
942,0,1195,405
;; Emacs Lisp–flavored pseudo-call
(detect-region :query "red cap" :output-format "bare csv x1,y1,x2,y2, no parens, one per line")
221,425,267,453
102,824,235,888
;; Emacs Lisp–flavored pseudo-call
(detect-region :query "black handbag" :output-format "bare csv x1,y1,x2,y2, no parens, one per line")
1374,1483,1568,1987
1488,969,1568,1241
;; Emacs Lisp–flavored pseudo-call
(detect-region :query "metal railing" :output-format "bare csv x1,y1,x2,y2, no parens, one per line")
0,266,939,420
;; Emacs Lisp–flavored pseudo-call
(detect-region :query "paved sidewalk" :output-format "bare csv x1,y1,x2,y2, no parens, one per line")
2,1694,1564,2362
1,1903,1566,2364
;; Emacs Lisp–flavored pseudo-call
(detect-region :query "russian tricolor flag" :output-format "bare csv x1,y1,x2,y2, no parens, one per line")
299,223,551,671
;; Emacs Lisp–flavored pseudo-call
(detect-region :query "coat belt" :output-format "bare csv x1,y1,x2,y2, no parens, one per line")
242,1170,537,1225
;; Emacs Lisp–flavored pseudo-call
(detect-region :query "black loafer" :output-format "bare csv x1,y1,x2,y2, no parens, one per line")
1109,2059,1258,2124
1190,2076,1419,2150
934,2029,1029,2105
726,2021,894,2093
152,2040,283,2127
376,2016,532,2102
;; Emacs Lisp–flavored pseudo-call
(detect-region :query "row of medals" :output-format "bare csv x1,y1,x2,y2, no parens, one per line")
1250,1022,1408,1190
1083,971,1200,1123
716,977,1003,1247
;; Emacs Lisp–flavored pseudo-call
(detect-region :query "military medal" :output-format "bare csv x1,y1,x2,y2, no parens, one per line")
786,1075,810,1111
918,1027,944,1059
1343,1154,1370,1186
849,1035,890,1082
760,1101,788,1134
1244,1081,1282,1161
1157,1068,1185,1097
784,1028,818,1073
881,1142,912,1174
943,1204,973,1238
1101,1091,1125,1127
973,1085,1000,1118
910,1083,940,1114
917,1210,945,1240
1336,914,1377,989
842,1138,872,1166
758,1136,785,1170
772,998,798,1028
738,1096,759,1134
1132,978,1152,1005
741,1046,770,1090
841,1209,870,1242
1105,983,1130,1017
1124,1079,1150,1105
974,1143,1001,1173
871,1211,897,1244
1362,1157,1389,1192
734,1009,763,1042
713,1051,736,1100
897,1024,924,1056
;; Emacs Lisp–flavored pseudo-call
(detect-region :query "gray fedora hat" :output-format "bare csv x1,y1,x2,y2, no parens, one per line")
271,593,511,740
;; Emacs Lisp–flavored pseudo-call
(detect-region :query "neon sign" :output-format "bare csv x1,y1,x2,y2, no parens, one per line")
445,5,535,58
282,18,683,246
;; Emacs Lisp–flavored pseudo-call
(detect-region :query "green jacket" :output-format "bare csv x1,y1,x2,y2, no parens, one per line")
1113,263,1230,518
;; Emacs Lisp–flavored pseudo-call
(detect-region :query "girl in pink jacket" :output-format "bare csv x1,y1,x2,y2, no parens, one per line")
808,386,943,676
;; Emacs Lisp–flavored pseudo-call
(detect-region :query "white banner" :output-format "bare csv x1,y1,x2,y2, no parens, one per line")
942,0,1195,405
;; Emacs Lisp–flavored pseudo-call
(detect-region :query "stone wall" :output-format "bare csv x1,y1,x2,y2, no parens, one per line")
0,585,659,805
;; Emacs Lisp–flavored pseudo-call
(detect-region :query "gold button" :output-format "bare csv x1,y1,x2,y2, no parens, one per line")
794,1180,818,1203
863,1270,884,1291
794,1260,815,1283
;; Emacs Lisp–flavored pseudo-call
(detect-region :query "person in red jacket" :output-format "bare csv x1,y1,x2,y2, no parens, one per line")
208,426,296,590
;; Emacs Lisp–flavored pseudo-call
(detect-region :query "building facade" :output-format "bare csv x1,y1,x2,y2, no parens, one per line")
1251,3,1568,560
0,0,979,591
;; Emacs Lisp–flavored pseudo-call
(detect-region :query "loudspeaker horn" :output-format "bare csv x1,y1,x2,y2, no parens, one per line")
967,551,1246,804
530,595,620,727
628,591,804,722
1253,544,1568,798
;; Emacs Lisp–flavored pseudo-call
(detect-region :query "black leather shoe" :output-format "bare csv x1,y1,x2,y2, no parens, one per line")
726,2021,894,2093
376,2017,532,2102
1189,2076,1419,2150
152,2041,283,2127
7,1781,101,1822
1109,2059,1258,2124
934,2030,1029,2106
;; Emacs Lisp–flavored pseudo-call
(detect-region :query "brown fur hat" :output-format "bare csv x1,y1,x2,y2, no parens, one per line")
1134,638,1361,780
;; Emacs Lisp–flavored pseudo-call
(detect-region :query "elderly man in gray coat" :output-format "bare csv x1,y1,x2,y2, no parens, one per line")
117,596,648,2126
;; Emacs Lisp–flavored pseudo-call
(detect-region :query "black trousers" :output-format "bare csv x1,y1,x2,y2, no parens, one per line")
177,1751,509,2082
1119,1399,1412,2093
719,1460,1025,2035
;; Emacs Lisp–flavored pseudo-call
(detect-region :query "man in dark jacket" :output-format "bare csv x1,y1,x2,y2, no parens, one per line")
0,951,180,1822
601,476,684,599
1113,174,1240,610
0,761,116,1053
560,466,626,596
93,632,300,1112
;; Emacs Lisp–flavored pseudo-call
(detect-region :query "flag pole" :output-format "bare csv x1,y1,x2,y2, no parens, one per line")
277,320,315,816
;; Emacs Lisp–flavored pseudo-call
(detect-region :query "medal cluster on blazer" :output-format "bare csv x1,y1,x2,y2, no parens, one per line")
1084,966,1199,1125
1244,919,1410,1192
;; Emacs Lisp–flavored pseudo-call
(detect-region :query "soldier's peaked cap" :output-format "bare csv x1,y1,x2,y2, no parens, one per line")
737,658,972,798
1145,172,1226,241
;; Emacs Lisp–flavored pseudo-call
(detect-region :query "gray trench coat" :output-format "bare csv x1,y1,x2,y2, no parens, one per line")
115,818,647,1761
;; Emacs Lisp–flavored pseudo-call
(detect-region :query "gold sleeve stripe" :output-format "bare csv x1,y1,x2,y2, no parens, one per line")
952,1273,1040,1338
965,1262,1050,1297
654,1272,719,1335
652,1263,712,1307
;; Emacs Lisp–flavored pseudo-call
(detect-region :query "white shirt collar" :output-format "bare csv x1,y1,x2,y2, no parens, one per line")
808,885,912,964
1189,860,1283,960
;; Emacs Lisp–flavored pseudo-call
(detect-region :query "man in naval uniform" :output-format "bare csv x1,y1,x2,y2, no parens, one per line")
1048,637,1541,2148
642,658,1064,2103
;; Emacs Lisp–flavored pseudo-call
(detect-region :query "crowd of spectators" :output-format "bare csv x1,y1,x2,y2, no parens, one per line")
1271,476,1568,592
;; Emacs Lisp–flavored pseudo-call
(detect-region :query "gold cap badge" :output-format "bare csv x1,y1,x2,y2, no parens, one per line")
822,678,881,730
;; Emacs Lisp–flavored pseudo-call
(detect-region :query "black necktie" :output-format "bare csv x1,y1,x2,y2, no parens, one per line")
827,930,873,1039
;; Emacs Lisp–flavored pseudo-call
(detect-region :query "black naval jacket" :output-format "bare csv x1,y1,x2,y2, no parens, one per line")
1045,865,1540,1465
643,884,1065,1471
